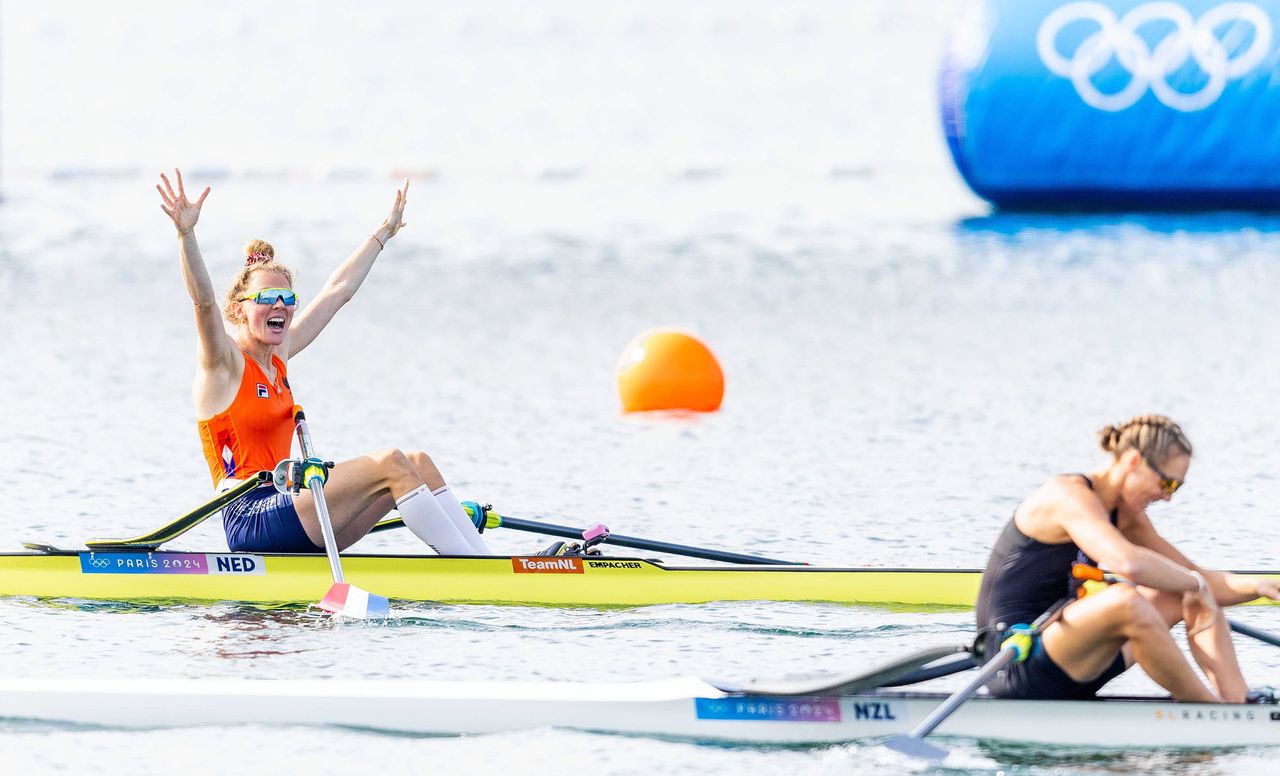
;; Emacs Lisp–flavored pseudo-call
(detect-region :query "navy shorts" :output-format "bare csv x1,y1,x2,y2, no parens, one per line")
223,485,320,554
986,638,1127,700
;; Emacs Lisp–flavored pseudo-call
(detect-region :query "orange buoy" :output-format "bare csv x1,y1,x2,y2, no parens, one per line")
616,329,724,412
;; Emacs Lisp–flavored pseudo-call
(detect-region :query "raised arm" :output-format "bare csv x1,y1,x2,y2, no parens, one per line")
157,169,238,372
289,180,410,357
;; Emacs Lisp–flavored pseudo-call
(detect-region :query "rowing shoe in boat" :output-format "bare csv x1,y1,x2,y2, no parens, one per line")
2,675,1276,748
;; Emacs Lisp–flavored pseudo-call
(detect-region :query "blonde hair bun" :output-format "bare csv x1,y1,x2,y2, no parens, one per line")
224,241,293,323
244,239,275,265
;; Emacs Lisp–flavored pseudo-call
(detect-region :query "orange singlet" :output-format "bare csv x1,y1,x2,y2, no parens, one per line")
197,352,295,487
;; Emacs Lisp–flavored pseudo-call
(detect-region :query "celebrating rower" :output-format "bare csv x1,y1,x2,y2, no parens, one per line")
157,168,491,557
976,414,1280,702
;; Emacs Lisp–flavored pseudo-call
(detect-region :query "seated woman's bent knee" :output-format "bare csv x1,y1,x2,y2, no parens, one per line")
407,450,436,469
371,448,421,488
1103,586,1172,634
373,448,411,467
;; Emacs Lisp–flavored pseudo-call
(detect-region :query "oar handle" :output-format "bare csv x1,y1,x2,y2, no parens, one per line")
1072,563,1106,583
1072,563,1129,586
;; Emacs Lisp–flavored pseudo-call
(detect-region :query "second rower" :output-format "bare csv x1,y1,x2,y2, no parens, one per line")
976,414,1280,702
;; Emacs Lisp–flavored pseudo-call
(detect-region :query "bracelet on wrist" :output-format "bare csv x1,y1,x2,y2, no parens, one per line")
371,233,386,250
1190,570,1208,595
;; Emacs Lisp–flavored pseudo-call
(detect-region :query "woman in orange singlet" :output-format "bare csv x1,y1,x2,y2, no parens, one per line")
157,168,490,556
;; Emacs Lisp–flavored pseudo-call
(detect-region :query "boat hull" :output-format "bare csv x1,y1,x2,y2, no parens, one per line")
0,550,987,606
2,676,1277,747
1,551,1276,608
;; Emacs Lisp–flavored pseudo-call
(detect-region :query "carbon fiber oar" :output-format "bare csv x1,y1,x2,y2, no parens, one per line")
709,643,972,696
284,407,388,620
86,472,272,550
884,594,1075,761
371,508,801,565
1230,620,1280,649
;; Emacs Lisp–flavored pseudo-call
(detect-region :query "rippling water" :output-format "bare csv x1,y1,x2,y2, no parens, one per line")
2,2,1279,774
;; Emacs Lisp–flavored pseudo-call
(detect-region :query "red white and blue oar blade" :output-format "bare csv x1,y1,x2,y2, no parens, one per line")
319,582,390,620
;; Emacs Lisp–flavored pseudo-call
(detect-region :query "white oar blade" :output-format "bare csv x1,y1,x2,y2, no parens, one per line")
884,734,948,761
319,582,390,620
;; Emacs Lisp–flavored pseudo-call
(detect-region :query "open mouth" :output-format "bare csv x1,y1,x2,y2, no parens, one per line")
267,316,286,333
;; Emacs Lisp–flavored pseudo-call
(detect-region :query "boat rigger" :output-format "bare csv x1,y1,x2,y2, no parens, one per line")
2,548,1278,608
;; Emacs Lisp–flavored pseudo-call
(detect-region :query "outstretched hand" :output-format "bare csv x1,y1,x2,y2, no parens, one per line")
377,179,410,242
157,168,210,235
1255,578,1280,601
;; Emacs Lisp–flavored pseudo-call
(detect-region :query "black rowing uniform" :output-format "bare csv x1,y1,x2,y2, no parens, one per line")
975,474,1127,700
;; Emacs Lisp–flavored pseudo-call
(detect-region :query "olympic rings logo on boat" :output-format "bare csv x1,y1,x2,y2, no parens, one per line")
89,557,110,568
1036,1,1273,111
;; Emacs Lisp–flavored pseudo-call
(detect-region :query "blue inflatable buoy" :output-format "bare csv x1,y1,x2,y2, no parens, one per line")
942,0,1280,209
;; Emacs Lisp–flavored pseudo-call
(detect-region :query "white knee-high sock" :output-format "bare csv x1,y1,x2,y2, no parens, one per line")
396,485,475,555
432,485,492,554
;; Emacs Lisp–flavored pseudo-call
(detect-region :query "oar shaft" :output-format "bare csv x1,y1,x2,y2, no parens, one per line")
882,653,976,687
906,648,1012,739
86,471,271,550
373,510,800,565
1230,619,1280,648
723,643,970,696
493,515,800,565
294,413,344,585
886,593,1075,759
309,475,345,584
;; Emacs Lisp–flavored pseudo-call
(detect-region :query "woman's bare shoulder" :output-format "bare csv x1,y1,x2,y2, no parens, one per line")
1015,474,1103,541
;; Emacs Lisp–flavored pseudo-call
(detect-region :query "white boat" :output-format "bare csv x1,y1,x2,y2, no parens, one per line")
2,676,1276,748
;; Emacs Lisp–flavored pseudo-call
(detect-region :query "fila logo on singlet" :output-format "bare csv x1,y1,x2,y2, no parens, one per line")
256,383,269,398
